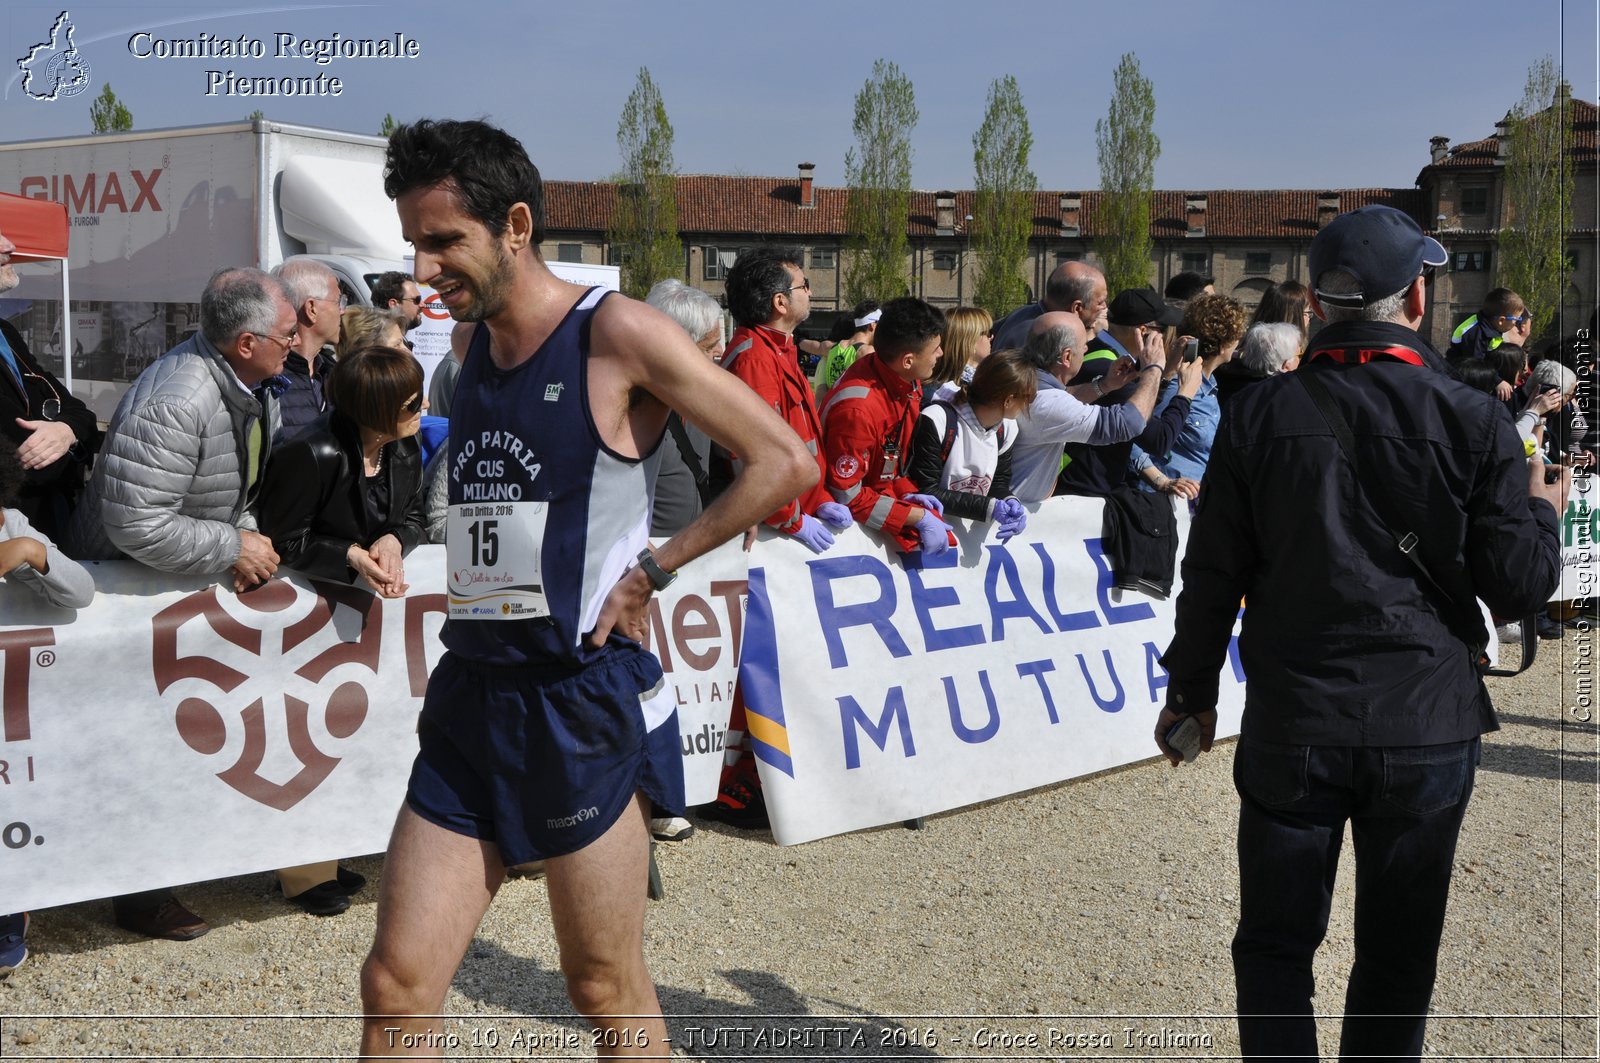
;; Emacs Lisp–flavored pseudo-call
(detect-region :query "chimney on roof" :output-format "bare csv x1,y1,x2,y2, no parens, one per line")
1059,194,1081,237
1316,191,1340,229
1429,136,1450,165
798,162,815,208
935,191,956,236
1185,194,1207,238
1495,111,1513,163
1554,80,1572,108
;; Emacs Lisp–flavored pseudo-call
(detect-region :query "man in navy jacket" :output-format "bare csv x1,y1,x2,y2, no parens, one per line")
1156,206,1566,1061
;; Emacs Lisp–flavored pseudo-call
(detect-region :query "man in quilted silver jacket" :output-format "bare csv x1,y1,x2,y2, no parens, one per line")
68,267,289,587
64,266,294,942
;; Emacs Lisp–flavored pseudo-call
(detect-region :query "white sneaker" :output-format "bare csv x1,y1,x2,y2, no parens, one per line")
1496,622,1522,643
649,816,695,842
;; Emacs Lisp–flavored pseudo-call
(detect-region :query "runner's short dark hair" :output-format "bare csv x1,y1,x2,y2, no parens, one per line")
384,119,545,243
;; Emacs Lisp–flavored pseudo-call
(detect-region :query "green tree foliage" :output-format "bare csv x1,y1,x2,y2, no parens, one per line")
607,67,681,299
844,59,917,304
247,109,265,122
1498,56,1575,339
971,75,1036,317
379,113,397,137
89,83,133,134
1094,54,1160,295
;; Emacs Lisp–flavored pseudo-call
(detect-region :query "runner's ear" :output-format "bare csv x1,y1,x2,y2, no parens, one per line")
504,202,533,253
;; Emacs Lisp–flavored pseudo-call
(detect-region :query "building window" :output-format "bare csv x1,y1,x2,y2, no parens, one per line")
932,251,957,272
1245,252,1272,275
606,246,624,266
1452,250,1487,272
1181,252,1210,275
810,249,836,270
1056,250,1084,265
1459,187,1489,215
703,246,723,280
557,243,583,263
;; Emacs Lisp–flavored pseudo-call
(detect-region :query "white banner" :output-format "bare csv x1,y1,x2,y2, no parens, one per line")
0,542,743,913
739,499,1246,846
1557,470,1598,605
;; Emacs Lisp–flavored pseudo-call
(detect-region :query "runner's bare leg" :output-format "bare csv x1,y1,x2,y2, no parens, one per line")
360,806,503,1058
545,792,668,1059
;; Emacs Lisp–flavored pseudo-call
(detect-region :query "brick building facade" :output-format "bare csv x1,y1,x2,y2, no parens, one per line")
540,98,1598,351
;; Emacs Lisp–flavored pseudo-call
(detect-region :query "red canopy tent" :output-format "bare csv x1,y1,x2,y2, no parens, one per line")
0,191,73,387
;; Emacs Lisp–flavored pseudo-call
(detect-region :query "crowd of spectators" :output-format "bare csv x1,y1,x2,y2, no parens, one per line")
0,208,1588,1046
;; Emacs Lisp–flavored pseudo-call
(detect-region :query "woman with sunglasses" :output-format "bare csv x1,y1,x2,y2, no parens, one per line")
259,344,428,601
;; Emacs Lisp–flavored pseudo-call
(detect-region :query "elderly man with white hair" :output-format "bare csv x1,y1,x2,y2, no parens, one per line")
644,279,724,538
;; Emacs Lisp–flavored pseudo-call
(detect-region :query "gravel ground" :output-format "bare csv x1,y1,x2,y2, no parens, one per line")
1,628,1593,1061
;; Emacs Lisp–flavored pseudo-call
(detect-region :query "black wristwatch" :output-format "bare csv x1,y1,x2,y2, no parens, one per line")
636,547,677,592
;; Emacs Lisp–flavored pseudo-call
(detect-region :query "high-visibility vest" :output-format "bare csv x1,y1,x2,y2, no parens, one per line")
1451,314,1503,352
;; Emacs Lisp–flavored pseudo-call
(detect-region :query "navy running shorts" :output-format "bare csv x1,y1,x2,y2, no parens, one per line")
406,647,685,866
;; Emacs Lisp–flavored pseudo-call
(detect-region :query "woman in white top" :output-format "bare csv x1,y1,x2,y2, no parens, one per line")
908,348,1035,541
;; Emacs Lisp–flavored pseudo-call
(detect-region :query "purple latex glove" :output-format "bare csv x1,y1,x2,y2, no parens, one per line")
789,513,837,554
914,511,953,556
813,500,853,530
904,493,944,516
994,497,1027,543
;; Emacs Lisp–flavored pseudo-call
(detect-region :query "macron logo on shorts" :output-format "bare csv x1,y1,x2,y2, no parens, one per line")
546,806,600,830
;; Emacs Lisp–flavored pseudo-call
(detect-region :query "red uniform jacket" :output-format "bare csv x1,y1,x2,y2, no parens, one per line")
819,353,924,551
722,324,831,532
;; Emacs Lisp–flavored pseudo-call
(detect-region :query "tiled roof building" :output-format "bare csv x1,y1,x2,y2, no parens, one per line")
540,97,1598,350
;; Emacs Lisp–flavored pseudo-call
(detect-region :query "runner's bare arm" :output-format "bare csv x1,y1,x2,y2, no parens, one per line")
590,297,817,575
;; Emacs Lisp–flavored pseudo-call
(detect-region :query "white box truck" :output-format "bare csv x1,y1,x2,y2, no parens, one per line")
0,120,492,419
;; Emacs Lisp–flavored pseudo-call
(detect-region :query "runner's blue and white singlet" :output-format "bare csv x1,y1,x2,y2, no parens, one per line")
441,287,662,669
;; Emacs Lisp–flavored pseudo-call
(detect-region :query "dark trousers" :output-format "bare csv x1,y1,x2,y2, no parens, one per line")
1231,736,1479,1062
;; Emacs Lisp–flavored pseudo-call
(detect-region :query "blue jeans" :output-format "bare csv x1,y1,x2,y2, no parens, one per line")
1231,736,1479,1062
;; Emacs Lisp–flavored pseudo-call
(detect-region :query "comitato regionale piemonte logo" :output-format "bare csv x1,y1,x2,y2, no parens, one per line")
17,10,92,102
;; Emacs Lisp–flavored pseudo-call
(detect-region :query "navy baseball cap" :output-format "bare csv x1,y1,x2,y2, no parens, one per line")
1108,287,1183,327
1309,206,1446,308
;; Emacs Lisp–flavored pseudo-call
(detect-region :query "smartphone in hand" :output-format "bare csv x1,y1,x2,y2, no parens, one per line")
1166,717,1203,763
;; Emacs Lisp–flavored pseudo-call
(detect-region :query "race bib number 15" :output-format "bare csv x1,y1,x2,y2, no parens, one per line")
446,501,550,619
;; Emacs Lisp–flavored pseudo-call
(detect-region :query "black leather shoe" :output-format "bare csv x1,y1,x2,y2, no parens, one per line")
1537,615,1565,640
113,889,209,941
335,865,366,895
287,880,350,916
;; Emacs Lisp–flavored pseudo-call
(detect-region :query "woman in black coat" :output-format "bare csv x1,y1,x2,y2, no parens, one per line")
260,344,428,598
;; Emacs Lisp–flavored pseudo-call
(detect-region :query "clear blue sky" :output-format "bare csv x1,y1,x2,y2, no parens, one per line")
3,0,1595,192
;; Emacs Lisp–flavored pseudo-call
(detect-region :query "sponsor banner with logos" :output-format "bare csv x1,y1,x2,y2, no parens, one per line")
739,499,1247,847
1558,471,1599,604
0,543,743,912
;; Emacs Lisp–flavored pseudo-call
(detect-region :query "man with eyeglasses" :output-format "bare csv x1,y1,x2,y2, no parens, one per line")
371,270,425,334
0,225,99,541
64,265,294,943
708,245,852,829
270,258,346,443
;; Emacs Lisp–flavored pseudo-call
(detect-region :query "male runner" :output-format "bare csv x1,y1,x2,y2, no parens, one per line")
360,119,816,1058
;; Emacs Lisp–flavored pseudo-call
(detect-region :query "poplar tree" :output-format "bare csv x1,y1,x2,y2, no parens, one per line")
90,83,133,133
844,59,917,303
608,67,681,299
1094,54,1159,294
971,75,1036,317
1498,56,1575,339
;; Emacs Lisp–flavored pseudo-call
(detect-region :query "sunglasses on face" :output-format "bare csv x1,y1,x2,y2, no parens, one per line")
403,394,424,414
